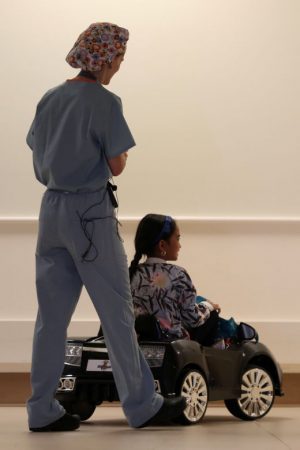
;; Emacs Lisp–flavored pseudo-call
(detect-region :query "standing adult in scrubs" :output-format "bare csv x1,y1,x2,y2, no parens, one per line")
26,22,185,432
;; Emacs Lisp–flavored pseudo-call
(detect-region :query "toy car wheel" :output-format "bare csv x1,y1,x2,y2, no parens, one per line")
61,400,97,421
176,369,208,425
224,365,275,421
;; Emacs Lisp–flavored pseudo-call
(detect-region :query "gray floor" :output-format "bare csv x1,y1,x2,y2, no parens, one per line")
1,406,299,450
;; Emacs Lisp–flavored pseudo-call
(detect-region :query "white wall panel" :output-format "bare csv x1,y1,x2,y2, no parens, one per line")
0,218,299,368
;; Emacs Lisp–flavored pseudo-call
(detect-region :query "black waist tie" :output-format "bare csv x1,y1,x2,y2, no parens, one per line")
107,181,118,208
76,182,121,263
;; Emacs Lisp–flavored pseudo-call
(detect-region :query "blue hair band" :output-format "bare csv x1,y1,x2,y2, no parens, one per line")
153,216,173,245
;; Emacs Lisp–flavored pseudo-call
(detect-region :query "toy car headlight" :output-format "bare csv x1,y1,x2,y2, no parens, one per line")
140,345,166,367
65,343,83,366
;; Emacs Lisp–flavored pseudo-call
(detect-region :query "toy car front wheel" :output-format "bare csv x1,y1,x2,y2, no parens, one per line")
224,365,275,421
176,369,208,425
61,400,97,421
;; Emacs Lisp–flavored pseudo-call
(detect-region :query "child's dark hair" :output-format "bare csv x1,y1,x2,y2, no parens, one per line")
129,213,176,280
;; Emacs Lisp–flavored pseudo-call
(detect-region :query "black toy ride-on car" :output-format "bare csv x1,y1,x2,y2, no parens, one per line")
56,320,283,425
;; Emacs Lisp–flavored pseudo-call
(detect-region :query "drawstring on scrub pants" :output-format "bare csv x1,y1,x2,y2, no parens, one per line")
76,181,122,262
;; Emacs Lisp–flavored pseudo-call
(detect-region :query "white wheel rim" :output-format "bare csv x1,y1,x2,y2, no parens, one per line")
238,368,274,417
181,371,208,422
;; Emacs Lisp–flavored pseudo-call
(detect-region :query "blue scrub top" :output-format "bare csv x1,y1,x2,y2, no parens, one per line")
26,78,136,192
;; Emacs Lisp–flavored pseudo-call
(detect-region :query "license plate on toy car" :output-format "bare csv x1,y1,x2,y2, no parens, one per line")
86,359,112,372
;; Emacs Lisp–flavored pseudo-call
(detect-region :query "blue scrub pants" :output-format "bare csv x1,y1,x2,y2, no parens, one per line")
27,188,163,428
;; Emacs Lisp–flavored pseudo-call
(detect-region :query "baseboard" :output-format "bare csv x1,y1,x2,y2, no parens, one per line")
0,371,299,405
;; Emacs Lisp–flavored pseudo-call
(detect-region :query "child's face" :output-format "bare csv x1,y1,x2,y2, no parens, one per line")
164,226,181,261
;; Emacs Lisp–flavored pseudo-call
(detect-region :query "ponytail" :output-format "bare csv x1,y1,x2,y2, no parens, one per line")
129,251,143,280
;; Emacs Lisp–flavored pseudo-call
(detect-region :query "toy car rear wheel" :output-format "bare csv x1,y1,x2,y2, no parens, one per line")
61,400,97,421
176,369,208,425
224,365,275,421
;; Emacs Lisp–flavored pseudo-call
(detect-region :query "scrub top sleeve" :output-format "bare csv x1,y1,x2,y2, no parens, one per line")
103,97,136,160
26,118,35,150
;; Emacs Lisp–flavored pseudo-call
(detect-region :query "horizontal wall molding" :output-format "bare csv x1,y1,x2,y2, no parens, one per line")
2,216,300,224
1,319,299,370
2,216,300,235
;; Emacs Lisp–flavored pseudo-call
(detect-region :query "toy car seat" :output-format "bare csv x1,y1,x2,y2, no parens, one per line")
135,314,171,341
97,314,169,341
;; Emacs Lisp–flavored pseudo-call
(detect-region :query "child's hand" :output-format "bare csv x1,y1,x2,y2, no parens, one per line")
207,300,221,313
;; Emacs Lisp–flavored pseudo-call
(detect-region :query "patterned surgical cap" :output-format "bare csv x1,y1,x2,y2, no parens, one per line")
66,22,129,71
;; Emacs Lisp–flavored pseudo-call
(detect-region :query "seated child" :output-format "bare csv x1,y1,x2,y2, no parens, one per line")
130,214,237,347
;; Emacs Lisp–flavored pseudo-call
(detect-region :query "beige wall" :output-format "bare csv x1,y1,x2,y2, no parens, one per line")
1,0,299,216
0,1,299,368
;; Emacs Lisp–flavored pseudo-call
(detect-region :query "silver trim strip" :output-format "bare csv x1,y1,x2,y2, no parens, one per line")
83,346,108,353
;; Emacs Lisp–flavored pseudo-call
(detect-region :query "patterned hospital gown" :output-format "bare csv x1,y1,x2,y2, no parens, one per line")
131,258,211,339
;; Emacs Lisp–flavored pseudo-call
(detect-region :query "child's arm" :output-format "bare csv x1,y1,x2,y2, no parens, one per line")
178,270,211,328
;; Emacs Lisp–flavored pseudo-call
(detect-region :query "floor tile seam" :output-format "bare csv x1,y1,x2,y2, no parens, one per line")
255,421,292,450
